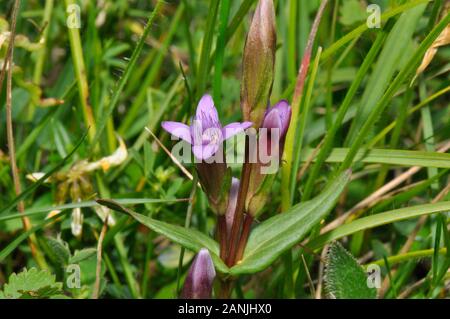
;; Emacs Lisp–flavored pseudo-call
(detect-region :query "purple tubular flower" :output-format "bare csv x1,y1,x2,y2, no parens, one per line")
162,95,252,161
263,100,291,138
181,248,216,299
262,100,291,155
245,100,292,217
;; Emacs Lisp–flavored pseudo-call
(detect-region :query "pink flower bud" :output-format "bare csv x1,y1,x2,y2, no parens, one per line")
181,248,216,299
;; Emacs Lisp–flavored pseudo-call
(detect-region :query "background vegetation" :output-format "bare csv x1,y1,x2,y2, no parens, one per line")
0,0,449,299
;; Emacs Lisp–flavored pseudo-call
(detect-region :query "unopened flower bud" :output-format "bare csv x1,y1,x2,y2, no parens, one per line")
241,0,276,128
181,248,216,299
261,100,291,157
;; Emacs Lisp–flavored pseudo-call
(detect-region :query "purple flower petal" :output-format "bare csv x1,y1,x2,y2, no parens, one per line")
190,119,203,146
161,121,192,144
192,143,220,161
222,121,253,140
262,108,282,131
195,95,220,130
181,248,216,299
272,100,291,136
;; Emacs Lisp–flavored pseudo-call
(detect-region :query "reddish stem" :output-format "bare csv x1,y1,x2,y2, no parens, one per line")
218,215,228,261
234,214,254,264
226,136,252,266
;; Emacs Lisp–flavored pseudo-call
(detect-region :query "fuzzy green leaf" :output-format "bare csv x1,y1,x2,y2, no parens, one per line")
46,237,71,267
69,248,97,265
230,171,351,275
0,268,63,299
324,242,377,299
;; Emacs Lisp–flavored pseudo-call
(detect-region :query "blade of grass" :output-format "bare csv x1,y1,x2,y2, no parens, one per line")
65,0,97,142
290,47,322,202
118,3,183,135
0,131,88,216
370,248,447,267
419,80,438,190
373,87,413,189
300,147,450,168
27,0,54,120
287,0,298,81
336,11,450,174
308,201,450,250
212,0,231,111
0,212,67,263
345,3,426,145
0,198,185,222
302,25,389,200
320,0,431,62
196,0,220,99
281,0,328,210
367,85,450,148
91,0,165,146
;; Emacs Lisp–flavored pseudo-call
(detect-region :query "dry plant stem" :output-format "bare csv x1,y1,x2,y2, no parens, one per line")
4,0,46,269
93,217,108,299
379,180,450,297
398,278,427,299
301,254,316,298
315,244,329,299
145,127,201,186
227,136,252,266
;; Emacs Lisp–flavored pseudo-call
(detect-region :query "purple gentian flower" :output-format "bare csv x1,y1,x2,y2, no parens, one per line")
162,95,252,160
181,248,216,299
245,100,291,218
261,100,291,156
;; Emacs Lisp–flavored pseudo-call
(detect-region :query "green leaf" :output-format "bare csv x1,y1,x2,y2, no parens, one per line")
0,268,63,299
69,248,97,265
230,171,351,275
46,237,71,267
308,201,450,250
96,199,229,274
324,242,377,299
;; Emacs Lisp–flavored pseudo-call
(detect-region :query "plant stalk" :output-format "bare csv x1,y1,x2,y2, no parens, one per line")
226,135,252,266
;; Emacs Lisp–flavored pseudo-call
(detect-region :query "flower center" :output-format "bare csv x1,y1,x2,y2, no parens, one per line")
202,128,221,145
